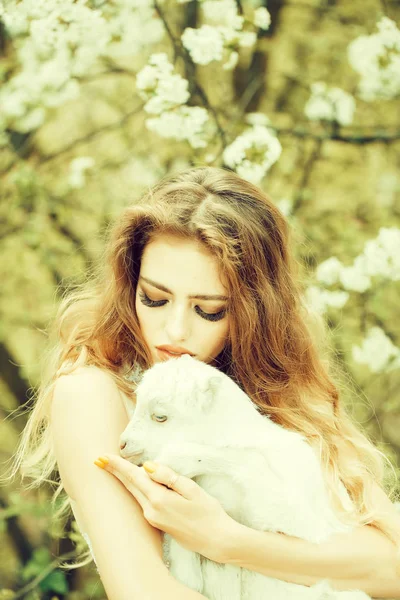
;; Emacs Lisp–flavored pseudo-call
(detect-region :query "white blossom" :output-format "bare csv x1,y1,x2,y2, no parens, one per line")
0,53,81,131
15,107,47,132
245,112,272,127
362,227,400,281
352,326,400,373
0,0,165,131
144,52,174,74
135,65,160,93
276,198,293,217
103,4,165,59
304,82,356,126
181,7,258,70
339,263,371,293
315,257,344,286
234,162,267,183
218,26,255,68
342,227,400,284
238,30,257,48
181,25,225,65
201,0,244,30
68,156,95,189
223,125,282,184
144,75,190,115
0,5,27,36
304,285,349,315
3,0,111,72
145,106,210,149
323,290,350,309
0,0,109,130
347,17,400,101
317,227,400,295
136,53,190,115
223,50,239,71
253,7,271,30
136,52,210,148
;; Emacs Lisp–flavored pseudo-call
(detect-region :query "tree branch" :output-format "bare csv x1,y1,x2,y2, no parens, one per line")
153,0,228,148
38,103,144,163
267,125,400,144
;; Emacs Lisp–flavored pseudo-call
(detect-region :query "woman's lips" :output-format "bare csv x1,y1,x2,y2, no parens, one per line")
157,348,192,360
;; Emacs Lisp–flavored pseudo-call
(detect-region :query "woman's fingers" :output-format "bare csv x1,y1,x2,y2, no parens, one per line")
142,461,199,500
94,454,199,504
94,454,151,506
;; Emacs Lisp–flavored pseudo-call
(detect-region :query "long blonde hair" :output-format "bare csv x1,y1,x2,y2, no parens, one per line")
5,166,400,569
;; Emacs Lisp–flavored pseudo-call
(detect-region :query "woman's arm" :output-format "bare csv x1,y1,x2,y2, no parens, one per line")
221,516,400,598
51,366,206,600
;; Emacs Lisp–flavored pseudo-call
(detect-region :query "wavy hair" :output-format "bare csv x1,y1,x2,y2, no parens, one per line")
5,166,400,569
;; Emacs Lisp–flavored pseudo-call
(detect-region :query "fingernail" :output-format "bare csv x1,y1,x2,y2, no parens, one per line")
94,459,106,468
98,455,109,464
143,461,157,473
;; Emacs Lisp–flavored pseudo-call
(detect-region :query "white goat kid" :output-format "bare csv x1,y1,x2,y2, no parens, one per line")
119,354,370,600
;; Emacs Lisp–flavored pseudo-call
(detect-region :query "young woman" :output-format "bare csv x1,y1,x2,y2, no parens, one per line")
8,166,400,599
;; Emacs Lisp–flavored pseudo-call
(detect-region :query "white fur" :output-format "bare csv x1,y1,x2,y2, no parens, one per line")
120,355,371,600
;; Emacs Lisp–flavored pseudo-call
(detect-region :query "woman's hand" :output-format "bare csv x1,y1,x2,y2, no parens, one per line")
94,453,236,564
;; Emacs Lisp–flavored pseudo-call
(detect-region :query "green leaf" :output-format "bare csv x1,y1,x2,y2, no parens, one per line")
39,570,68,594
21,548,52,581
32,547,52,566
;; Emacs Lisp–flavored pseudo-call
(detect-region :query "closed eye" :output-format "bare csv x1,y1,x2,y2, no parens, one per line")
138,291,227,322
151,414,168,423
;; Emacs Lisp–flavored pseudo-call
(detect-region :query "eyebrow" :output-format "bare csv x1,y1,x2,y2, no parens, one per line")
139,276,229,301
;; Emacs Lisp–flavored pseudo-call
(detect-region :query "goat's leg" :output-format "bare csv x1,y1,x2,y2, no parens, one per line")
201,560,243,600
164,533,205,594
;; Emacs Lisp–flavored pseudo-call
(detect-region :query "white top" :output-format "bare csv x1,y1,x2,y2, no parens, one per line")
119,362,143,418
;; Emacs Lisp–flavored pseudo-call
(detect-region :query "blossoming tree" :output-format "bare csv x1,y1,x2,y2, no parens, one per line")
0,0,399,597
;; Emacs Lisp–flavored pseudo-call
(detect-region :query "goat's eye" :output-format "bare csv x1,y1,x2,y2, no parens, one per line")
151,414,168,423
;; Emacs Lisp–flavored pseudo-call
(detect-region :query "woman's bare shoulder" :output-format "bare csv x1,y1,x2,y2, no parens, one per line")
54,363,117,389
52,364,129,414
50,364,130,497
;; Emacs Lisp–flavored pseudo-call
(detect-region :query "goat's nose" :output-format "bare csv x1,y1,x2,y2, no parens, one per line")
120,441,127,450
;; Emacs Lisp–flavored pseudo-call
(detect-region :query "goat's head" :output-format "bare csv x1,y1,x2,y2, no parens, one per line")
119,355,226,464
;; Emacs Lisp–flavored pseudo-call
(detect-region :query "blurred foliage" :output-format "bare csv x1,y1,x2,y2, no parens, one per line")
0,0,399,597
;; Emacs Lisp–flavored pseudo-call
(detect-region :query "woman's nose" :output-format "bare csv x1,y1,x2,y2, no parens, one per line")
166,307,190,340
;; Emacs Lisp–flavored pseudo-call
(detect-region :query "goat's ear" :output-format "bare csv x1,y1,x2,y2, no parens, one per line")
198,375,222,405
208,376,222,396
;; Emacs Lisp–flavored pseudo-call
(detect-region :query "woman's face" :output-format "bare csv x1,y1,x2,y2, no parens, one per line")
135,233,230,366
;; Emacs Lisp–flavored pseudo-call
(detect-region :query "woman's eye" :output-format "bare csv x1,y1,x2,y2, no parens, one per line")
138,291,165,308
138,290,227,322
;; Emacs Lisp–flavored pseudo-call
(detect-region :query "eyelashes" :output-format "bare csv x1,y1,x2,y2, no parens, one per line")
138,291,227,323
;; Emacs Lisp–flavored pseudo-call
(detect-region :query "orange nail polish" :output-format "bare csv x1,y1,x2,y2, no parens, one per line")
98,456,109,465
94,459,106,468
143,461,157,473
